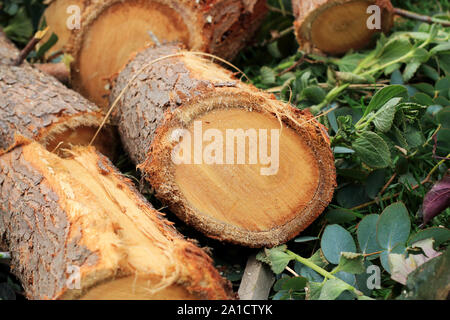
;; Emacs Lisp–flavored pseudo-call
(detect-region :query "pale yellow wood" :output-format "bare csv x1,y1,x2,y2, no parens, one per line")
76,0,190,107
175,108,320,232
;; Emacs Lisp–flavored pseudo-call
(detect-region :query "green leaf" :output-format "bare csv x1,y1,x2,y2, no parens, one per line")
318,279,351,300
355,260,374,296
3,8,33,44
364,85,407,117
357,214,382,258
436,106,450,128
352,132,391,168
408,227,450,247
378,38,413,67
295,261,324,282
302,85,326,104
324,208,357,224
403,61,421,82
365,170,386,199
321,225,356,264
377,202,411,251
430,42,450,54
309,249,329,268
335,252,365,274
337,53,366,72
294,236,319,243
412,92,434,105
404,124,425,149
399,248,450,300
381,243,406,273
412,83,435,96
264,245,293,274
411,48,429,63
273,276,307,292
306,282,323,300
436,77,450,98
260,66,276,85
373,97,401,132
36,33,58,59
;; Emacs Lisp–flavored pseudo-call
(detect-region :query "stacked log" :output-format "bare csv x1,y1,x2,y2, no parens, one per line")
110,44,337,247
292,0,394,54
0,32,233,300
42,0,267,107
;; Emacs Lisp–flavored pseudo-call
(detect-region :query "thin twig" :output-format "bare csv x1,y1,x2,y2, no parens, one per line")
378,172,397,196
13,27,49,66
285,266,300,277
394,8,450,27
267,5,294,16
259,26,294,47
277,57,305,76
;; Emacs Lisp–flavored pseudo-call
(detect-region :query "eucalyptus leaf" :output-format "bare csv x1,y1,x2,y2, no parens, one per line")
321,225,356,264
377,202,411,251
408,227,450,247
358,214,382,258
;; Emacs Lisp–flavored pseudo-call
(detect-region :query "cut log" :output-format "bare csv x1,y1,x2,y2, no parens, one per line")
42,0,267,108
0,33,233,300
111,44,336,247
0,32,115,158
0,141,234,299
292,0,394,55
0,30,19,65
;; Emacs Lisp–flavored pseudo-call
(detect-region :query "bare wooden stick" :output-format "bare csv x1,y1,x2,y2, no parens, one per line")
394,8,450,27
238,254,275,300
13,27,48,66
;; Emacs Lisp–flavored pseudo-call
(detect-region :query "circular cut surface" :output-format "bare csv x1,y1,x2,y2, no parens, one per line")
174,108,320,232
77,0,190,106
310,0,378,54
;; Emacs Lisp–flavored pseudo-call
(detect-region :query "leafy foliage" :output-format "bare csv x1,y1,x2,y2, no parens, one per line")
257,202,449,300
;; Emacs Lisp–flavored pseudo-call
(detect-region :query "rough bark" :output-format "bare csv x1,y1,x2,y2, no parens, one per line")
0,141,234,300
0,30,19,65
0,32,115,157
0,33,233,300
42,0,267,108
292,0,394,55
111,44,336,247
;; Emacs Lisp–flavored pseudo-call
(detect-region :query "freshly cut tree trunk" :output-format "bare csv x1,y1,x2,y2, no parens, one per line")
0,141,234,300
0,32,114,157
0,34,234,300
292,0,394,55
111,44,336,247
0,30,19,65
42,0,267,108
